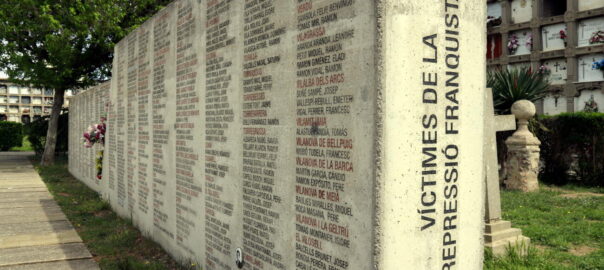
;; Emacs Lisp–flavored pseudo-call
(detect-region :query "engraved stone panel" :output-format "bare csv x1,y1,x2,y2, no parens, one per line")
541,23,566,51
511,0,533,24
578,54,604,82
575,90,604,112
543,95,568,115
488,2,502,19
509,29,532,56
542,58,567,85
135,18,153,232
579,0,604,12
578,17,604,47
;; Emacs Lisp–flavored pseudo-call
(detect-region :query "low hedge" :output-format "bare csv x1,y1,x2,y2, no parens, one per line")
25,113,69,155
0,121,23,151
533,112,604,187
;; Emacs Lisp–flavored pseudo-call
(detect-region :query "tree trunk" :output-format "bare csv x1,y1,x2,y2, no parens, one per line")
40,88,65,166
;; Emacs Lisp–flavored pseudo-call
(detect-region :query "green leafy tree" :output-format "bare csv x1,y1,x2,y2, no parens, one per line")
487,67,549,114
0,0,171,165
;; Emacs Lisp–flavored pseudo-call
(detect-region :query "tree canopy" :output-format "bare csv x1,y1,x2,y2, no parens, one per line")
0,0,172,165
0,0,172,90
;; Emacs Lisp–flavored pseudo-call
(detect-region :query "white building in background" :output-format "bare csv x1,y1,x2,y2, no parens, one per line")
0,79,74,123
487,0,604,115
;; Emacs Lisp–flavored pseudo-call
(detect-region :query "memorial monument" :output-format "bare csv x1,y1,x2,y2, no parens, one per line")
69,1,487,269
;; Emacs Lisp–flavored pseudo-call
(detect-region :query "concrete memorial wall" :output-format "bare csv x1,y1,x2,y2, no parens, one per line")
69,1,487,269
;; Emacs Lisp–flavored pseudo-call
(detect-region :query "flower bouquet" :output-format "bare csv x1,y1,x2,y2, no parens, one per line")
525,32,533,51
589,30,604,45
83,117,107,179
559,29,567,47
593,59,604,76
538,65,551,75
82,117,106,148
508,35,519,54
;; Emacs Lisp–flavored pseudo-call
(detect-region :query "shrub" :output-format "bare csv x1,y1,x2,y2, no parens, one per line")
533,112,604,187
25,112,69,155
487,67,549,114
0,121,23,151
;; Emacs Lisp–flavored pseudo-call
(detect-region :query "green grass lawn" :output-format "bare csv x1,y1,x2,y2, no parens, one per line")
484,185,604,269
9,136,33,151
31,157,193,270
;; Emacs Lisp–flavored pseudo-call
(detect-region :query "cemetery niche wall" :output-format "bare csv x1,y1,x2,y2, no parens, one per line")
487,0,604,115
69,0,487,269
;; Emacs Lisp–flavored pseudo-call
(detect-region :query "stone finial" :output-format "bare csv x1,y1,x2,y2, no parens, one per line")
508,100,540,146
511,100,535,120
505,100,540,192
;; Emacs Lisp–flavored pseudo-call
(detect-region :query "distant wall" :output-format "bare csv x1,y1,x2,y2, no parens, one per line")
68,82,109,189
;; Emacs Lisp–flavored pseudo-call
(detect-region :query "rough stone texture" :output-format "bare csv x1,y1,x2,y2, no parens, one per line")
69,0,487,269
0,152,98,269
505,100,541,192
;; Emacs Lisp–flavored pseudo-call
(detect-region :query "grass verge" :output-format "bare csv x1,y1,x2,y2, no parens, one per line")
31,156,192,270
484,184,604,269
32,155,603,269
9,135,33,151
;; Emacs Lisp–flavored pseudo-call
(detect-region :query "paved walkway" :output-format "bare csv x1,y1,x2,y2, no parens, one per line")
0,152,99,270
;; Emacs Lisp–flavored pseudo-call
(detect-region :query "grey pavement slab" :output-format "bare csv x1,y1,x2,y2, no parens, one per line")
0,187,49,193
0,221,75,237
0,243,93,267
0,259,99,270
0,230,83,249
0,200,60,209
0,207,64,217
0,152,98,269
0,213,68,225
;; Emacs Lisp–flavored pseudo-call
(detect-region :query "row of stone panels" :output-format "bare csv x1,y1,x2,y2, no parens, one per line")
69,0,487,269
68,82,109,189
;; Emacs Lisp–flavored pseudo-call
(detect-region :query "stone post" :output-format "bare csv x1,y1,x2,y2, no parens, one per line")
504,100,541,192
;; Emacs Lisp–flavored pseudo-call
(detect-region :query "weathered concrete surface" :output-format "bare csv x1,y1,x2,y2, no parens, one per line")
0,152,98,269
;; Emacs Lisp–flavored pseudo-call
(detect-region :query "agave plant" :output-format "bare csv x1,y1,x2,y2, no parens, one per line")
487,67,549,114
